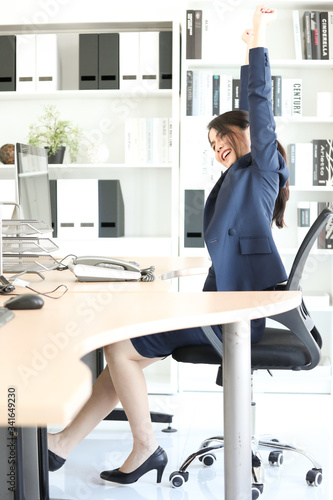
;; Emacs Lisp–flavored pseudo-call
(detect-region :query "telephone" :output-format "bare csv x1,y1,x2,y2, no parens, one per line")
67,256,142,282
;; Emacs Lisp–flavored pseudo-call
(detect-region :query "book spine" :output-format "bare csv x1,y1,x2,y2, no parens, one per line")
219,74,233,113
271,75,282,116
310,11,321,59
212,75,220,115
291,79,302,116
303,11,312,59
320,11,329,59
186,70,193,116
288,143,296,186
312,139,319,186
297,201,316,245
194,10,202,59
168,118,172,164
271,76,275,115
186,10,195,59
232,79,240,110
329,12,333,60
292,10,303,60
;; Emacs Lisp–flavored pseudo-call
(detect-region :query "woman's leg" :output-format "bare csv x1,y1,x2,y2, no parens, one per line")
47,365,119,458
103,339,163,473
48,340,161,465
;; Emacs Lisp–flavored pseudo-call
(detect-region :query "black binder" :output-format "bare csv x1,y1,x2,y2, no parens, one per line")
0,36,16,91
99,33,119,89
98,180,125,237
184,189,205,248
159,31,172,89
79,34,99,90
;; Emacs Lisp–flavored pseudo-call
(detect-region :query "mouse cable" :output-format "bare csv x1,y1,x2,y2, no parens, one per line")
25,284,69,299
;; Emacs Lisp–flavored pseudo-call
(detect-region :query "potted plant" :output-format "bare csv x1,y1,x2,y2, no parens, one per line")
28,104,82,163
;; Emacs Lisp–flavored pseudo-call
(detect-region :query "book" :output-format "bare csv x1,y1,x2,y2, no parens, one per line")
186,10,195,59
212,75,220,116
186,70,193,116
185,10,202,59
310,11,321,59
303,11,312,59
292,10,303,60
125,117,172,165
232,79,240,110
282,79,302,117
312,139,333,186
297,201,317,245
219,74,233,113
271,75,282,116
194,10,202,59
288,143,313,187
320,12,329,59
328,12,333,60
317,202,333,248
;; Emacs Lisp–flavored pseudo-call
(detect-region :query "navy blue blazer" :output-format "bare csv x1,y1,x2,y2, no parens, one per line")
203,47,289,342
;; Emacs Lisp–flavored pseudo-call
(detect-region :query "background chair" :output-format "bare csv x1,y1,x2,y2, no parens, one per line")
169,207,333,497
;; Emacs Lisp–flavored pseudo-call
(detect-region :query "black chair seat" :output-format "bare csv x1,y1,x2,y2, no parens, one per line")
172,327,311,372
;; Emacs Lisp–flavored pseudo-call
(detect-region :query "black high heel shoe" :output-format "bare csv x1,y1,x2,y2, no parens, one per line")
100,446,168,484
48,449,66,472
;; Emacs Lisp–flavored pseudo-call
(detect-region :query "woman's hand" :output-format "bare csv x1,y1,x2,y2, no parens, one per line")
253,5,277,30
252,5,277,48
241,29,254,47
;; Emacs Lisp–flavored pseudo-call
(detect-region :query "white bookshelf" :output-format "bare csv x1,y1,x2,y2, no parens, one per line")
179,1,333,393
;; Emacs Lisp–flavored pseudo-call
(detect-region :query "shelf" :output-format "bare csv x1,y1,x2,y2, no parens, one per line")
0,89,173,101
279,247,333,255
276,116,333,124
185,58,333,70
289,186,333,192
0,21,173,35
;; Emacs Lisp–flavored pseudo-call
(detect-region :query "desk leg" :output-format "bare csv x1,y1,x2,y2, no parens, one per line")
223,320,252,500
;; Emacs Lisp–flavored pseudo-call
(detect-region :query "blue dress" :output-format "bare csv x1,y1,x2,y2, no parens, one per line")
131,47,289,359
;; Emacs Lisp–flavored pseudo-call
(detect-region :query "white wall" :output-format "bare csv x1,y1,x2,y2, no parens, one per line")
2,0,183,25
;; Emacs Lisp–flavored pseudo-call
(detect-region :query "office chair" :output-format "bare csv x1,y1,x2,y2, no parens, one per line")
169,207,333,497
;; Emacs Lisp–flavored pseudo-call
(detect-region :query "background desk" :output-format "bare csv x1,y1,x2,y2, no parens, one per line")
0,275,301,500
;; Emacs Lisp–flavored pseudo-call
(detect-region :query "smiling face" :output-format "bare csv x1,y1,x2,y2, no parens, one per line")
208,125,251,169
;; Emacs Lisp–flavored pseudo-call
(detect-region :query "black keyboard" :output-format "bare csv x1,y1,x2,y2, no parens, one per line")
0,307,15,327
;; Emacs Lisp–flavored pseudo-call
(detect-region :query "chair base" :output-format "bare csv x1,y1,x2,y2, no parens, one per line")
169,435,323,493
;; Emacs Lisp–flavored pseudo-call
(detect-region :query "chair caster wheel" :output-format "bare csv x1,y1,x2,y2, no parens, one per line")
252,483,263,499
199,453,216,467
169,471,189,488
268,450,284,466
306,468,323,487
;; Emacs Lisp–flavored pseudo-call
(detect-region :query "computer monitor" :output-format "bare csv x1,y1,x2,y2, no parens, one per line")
15,143,52,229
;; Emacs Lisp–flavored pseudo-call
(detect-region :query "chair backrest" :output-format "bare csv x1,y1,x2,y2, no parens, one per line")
269,207,333,370
286,207,333,291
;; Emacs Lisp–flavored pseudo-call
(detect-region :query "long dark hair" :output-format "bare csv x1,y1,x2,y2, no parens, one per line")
207,110,289,228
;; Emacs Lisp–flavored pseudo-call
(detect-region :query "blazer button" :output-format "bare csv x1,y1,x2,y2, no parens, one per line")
228,228,236,236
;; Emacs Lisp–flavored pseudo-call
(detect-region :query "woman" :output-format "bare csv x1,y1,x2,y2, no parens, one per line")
48,5,289,484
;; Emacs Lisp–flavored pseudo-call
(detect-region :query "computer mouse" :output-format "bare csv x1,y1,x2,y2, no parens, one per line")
4,294,44,310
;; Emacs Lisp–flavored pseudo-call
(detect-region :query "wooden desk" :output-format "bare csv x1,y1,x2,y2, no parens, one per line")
0,279,301,500
11,256,211,294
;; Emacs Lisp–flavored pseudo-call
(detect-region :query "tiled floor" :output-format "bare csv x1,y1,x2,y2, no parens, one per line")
49,391,333,500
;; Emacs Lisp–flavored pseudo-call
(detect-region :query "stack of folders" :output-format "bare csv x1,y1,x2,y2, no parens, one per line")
2,30,172,93
14,34,60,92
79,31,173,91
